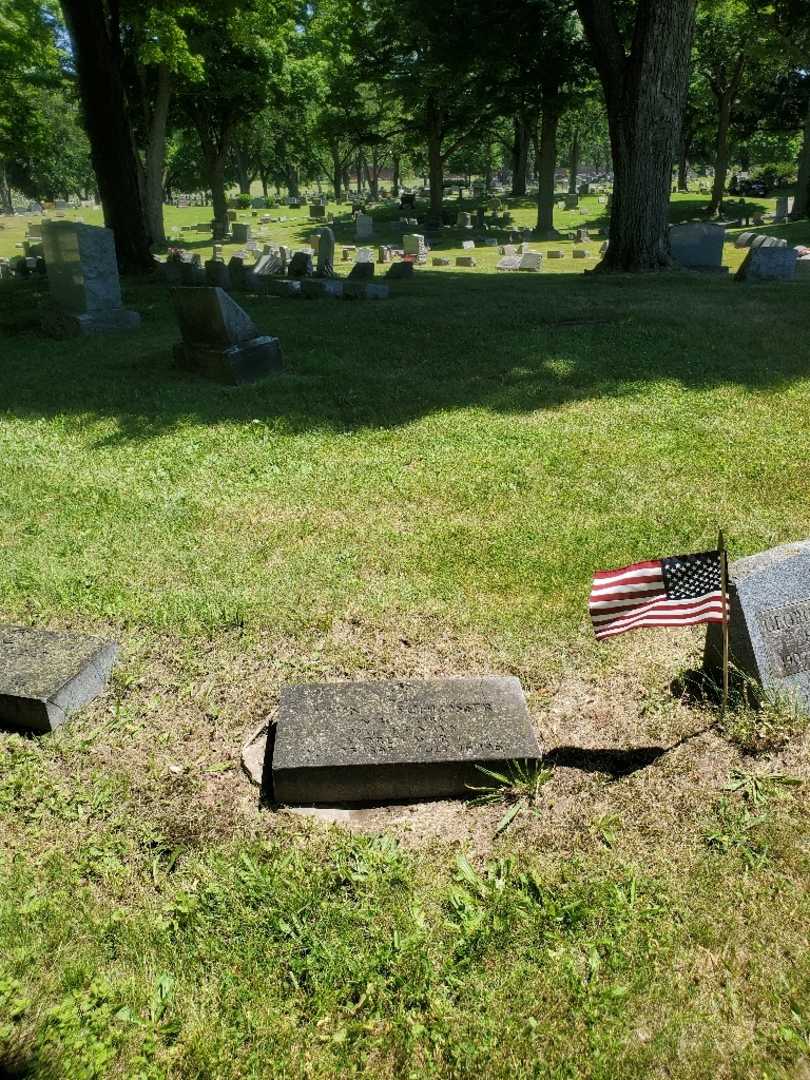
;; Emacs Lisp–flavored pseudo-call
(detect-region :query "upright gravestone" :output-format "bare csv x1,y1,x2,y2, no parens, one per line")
773,195,794,222
669,222,726,271
40,221,140,336
313,227,335,277
735,245,797,283
170,286,282,384
705,541,810,715
231,223,251,245
0,625,117,733
268,676,542,803
355,213,374,241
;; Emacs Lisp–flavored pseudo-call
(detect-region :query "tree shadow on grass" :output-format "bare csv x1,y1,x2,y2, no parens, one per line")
1,255,809,445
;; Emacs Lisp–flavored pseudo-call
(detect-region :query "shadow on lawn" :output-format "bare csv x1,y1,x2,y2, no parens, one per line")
1,255,809,445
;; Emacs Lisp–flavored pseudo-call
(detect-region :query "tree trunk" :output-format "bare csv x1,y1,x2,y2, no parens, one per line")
142,62,170,247
709,93,733,215
235,147,252,195
330,144,343,201
536,104,561,235
568,127,580,193
60,0,154,271
792,95,810,219
208,152,227,225
427,125,444,225
0,162,12,214
356,151,363,194
286,167,300,198
392,155,401,196
511,113,529,196
576,0,697,272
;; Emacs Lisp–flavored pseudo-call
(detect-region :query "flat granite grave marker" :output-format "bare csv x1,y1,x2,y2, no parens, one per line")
0,625,117,733
705,540,810,714
269,676,541,803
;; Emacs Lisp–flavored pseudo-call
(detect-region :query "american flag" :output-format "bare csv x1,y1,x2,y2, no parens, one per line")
590,550,727,640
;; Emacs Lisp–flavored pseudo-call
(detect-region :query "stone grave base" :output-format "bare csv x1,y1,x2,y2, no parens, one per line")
173,336,282,385
41,307,141,339
0,625,117,733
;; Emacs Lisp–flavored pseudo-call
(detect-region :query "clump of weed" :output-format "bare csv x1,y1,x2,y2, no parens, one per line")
466,760,554,836
721,687,809,754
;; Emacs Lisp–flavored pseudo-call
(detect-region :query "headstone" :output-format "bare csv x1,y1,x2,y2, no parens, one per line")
456,211,473,228
461,240,475,250
377,245,392,264
287,251,313,278
268,676,542,803
773,195,794,222
356,247,373,263
228,255,248,290
575,228,590,243
518,252,542,271
385,261,414,280
170,286,282,384
564,195,579,210
301,278,343,300
497,255,521,272
431,256,451,266
355,213,374,240
669,222,726,271
348,261,374,280
313,226,335,277
309,203,326,219
40,222,140,337
572,249,589,260
402,234,427,264
735,246,797,283
735,231,756,249
205,259,231,289
705,541,810,716
0,625,117,733
455,256,476,267
231,223,251,245
546,250,564,259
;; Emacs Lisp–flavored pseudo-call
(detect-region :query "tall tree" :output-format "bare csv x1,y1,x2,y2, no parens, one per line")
60,0,154,270
575,0,698,271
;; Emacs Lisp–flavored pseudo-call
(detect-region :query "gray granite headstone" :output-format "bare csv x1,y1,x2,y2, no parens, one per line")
40,221,140,336
0,625,117,733
735,246,797,283
348,261,374,280
170,286,282,384
313,226,335,277
231,223,251,244
669,222,726,271
269,676,541,804
385,261,413,280
705,541,810,714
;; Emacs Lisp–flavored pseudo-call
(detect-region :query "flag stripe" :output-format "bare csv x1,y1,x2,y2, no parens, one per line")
592,560,662,581
591,593,726,628
595,610,726,639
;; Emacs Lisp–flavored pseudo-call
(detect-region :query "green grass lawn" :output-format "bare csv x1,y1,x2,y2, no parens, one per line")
1,196,809,1078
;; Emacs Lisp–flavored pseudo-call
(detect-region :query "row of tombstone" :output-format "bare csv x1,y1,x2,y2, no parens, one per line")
5,537,810,808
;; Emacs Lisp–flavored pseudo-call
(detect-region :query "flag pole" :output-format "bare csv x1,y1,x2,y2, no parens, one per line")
718,529,729,717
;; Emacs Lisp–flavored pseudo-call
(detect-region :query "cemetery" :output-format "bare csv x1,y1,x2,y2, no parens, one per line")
2,1,810,1077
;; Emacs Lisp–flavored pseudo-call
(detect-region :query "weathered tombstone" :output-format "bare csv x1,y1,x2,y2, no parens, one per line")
431,256,451,266
267,676,542,804
287,251,312,278
205,258,231,289
735,231,756,249
669,222,726,271
546,249,564,259
377,245,391,264
356,247,373,263
0,625,117,733
355,213,374,240
180,253,205,286
403,234,427,264
456,211,473,228
564,194,579,210
313,226,335,277
518,252,542,271
40,221,140,336
773,195,794,222
348,261,374,280
735,246,797,283
385,261,414,280
227,255,248,290
572,249,590,259
575,227,590,243
231,223,251,245
461,239,475,250
170,286,282,384
309,203,326,219
455,255,476,267
497,255,521,272
705,541,810,715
